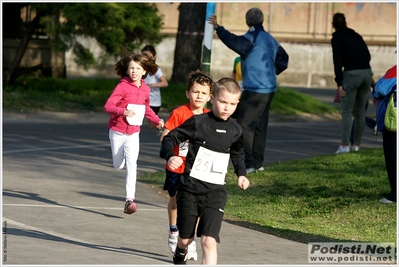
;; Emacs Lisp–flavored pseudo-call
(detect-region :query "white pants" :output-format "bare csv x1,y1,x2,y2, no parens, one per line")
109,129,140,200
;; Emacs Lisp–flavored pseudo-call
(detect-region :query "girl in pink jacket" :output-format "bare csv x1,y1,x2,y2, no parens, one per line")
104,52,164,214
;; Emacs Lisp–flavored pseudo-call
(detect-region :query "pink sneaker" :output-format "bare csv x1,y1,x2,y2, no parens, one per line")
123,200,137,214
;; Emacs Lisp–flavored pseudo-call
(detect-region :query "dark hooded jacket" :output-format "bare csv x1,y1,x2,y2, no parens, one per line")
331,28,371,87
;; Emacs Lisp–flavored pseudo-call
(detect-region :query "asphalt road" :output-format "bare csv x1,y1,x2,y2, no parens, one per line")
2,87,383,265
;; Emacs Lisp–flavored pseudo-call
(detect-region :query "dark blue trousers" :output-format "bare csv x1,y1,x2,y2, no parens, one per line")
237,90,275,169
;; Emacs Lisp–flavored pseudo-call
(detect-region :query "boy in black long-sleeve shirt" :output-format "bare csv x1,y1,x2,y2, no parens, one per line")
160,77,250,265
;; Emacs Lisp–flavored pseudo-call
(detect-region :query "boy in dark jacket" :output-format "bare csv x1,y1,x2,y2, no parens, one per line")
160,78,250,264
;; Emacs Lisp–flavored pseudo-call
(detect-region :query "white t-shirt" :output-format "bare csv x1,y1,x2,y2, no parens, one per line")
145,67,164,107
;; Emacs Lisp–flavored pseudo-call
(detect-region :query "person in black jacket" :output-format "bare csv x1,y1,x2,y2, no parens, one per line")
331,13,374,154
160,77,250,265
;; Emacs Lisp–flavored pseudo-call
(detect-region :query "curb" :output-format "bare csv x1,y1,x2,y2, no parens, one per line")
2,111,342,124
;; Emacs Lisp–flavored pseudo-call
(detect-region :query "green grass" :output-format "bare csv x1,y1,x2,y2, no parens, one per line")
139,148,396,245
3,77,120,112
271,87,337,115
3,77,339,116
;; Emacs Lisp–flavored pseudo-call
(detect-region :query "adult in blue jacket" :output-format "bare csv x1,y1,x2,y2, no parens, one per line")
209,8,289,173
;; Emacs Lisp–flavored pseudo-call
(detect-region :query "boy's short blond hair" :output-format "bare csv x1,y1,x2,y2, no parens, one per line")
213,77,241,97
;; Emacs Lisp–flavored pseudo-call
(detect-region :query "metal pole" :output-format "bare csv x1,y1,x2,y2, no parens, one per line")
268,2,273,32
201,2,216,73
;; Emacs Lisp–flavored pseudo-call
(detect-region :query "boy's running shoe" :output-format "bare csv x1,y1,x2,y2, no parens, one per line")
173,247,188,264
123,200,137,214
168,229,179,253
187,240,197,261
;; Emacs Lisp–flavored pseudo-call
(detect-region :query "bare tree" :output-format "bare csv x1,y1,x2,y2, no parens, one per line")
170,3,207,84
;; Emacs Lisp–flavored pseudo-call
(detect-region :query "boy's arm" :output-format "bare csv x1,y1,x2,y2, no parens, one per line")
160,116,196,160
231,136,250,190
160,132,180,161
159,106,186,142
159,128,170,142
238,176,250,190
229,135,247,177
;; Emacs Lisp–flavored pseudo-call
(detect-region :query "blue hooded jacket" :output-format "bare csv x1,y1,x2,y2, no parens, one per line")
373,65,397,132
216,24,288,94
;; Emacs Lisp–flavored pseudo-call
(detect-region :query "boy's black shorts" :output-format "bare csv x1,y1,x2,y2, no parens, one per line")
176,187,227,243
163,169,180,197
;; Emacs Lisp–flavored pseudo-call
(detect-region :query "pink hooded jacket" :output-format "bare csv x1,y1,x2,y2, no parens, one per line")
104,76,161,135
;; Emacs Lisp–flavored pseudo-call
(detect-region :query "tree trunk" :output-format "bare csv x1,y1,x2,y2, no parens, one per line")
170,3,207,84
5,10,43,84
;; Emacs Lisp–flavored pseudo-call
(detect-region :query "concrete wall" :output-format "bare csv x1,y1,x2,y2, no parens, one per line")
66,2,397,88
66,37,397,88
156,2,397,45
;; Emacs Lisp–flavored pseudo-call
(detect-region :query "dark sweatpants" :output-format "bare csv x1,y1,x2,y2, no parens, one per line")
382,129,397,202
237,90,275,169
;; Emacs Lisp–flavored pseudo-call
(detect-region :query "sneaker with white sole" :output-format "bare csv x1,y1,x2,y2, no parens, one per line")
246,167,255,174
379,197,395,204
335,145,350,154
187,240,197,261
173,247,188,264
247,167,264,173
351,145,360,152
168,230,179,253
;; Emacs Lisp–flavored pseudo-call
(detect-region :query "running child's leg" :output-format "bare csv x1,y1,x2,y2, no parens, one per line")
109,129,126,170
124,132,140,201
201,235,217,265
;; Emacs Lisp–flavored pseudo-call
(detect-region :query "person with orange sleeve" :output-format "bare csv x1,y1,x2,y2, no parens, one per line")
159,70,213,261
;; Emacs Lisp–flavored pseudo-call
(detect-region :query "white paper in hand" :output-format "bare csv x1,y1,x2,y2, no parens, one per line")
126,104,145,125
